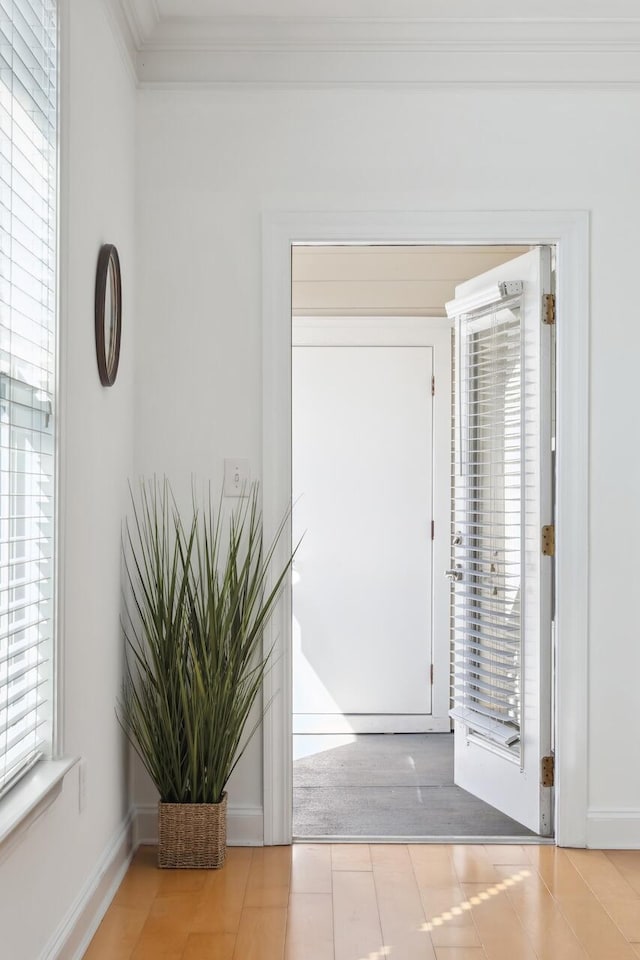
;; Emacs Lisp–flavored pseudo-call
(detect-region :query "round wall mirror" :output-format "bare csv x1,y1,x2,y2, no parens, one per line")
95,243,122,386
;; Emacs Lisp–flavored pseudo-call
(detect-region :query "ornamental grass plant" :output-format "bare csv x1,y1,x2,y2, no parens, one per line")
118,479,291,806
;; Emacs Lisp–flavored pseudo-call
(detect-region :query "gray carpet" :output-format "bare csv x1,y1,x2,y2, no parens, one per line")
293,733,536,838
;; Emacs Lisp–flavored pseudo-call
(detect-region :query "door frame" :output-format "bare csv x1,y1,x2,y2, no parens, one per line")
262,209,589,847
292,315,453,734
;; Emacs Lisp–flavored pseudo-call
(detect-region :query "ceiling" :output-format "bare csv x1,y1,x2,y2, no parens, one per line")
110,0,640,85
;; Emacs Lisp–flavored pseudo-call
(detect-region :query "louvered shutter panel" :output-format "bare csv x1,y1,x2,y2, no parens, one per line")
449,292,524,752
0,0,57,797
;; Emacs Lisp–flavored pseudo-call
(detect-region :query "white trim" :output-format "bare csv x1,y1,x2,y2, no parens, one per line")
293,715,451,735
586,810,640,850
134,803,265,847
134,49,640,88
262,209,589,848
56,0,70,764
107,5,640,85
0,758,77,858
40,808,135,960
100,0,140,86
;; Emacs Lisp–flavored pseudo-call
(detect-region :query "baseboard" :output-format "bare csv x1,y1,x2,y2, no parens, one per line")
135,802,264,847
293,714,451,734
40,807,135,960
586,808,640,849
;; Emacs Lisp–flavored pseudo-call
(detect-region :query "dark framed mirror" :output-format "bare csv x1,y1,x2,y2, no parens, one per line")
95,243,122,386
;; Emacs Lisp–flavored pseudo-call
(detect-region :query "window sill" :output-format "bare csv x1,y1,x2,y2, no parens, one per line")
0,757,78,855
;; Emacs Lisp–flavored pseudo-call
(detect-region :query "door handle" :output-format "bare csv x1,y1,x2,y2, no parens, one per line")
445,567,463,582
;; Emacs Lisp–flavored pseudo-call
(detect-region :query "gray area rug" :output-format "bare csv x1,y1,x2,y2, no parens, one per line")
293,733,535,838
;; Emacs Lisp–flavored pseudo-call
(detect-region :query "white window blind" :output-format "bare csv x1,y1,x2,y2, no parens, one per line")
0,0,57,798
450,295,524,754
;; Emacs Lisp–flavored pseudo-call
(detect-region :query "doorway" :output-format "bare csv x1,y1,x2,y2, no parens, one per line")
290,242,554,840
261,209,589,848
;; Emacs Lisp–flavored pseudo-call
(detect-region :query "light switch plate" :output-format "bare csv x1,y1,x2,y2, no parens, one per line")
224,458,250,497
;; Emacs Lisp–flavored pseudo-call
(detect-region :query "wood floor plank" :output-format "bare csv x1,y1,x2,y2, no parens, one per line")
434,948,487,959
182,932,236,959
419,885,481,949
409,844,459,888
291,844,332,894
112,846,163,910
483,846,530,866
82,843,640,960
331,844,371,871
493,864,589,960
567,849,640,901
190,847,253,934
372,849,437,959
602,899,640,942
233,906,288,960
332,870,383,960
82,904,150,960
525,847,594,900
452,846,501,884
285,893,334,960
244,847,292,908
130,892,198,959
555,894,639,960
461,882,538,960
605,852,640,898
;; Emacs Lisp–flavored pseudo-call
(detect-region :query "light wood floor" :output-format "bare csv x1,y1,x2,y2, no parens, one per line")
84,843,640,960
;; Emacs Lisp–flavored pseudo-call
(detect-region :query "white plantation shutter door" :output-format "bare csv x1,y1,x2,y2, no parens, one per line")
450,287,527,756
0,0,57,796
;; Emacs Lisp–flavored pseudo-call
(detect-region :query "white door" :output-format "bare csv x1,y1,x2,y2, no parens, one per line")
292,324,437,734
447,248,554,835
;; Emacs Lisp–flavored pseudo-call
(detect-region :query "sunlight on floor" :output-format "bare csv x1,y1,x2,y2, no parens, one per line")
293,732,357,761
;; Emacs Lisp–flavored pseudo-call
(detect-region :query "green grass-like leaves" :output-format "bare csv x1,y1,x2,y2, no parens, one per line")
118,479,292,804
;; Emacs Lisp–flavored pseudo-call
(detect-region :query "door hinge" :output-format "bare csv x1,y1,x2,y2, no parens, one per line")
431,375,435,396
430,664,434,685
543,293,556,326
542,524,555,557
541,754,555,787
431,520,435,540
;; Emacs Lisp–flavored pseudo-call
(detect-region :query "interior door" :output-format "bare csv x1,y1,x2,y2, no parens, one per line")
447,248,554,835
292,337,434,734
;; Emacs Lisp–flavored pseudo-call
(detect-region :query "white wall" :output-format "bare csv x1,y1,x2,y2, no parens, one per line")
134,85,640,844
0,1,137,957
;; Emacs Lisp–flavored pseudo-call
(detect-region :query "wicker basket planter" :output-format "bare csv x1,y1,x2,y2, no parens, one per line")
157,793,227,869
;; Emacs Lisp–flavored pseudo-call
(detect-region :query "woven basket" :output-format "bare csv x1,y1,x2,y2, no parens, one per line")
157,793,227,869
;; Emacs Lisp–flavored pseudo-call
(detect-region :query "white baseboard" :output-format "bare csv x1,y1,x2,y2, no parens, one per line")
135,802,264,847
293,714,451,734
586,808,640,849
40,808,135,960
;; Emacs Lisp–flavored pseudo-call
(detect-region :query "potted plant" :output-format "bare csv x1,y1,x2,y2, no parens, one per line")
118,479,291,869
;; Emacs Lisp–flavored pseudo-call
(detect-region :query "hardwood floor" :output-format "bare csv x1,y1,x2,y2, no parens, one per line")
83,844,640,960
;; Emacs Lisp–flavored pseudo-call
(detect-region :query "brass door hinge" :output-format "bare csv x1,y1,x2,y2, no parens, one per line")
541,755,555,787
543,293,556,325
542,524,555,557
431,375,435,396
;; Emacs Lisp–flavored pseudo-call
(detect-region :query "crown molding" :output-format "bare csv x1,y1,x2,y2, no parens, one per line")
111,6,640,85
146,15,640,50
106,0,159,53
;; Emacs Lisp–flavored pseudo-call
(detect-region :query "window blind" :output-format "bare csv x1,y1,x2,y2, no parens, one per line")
450,296,523,754
0,0,57,798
